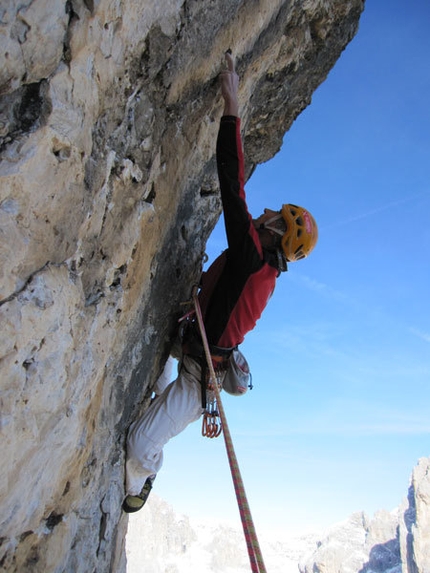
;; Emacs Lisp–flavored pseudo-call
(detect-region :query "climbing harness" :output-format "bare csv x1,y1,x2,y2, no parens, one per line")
179,290,230,437
191,287,267,573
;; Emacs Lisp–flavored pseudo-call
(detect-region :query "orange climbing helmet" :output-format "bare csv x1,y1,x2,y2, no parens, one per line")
280,204,318,262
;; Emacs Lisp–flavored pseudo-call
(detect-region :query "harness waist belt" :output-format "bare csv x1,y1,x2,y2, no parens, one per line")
182,326,235,360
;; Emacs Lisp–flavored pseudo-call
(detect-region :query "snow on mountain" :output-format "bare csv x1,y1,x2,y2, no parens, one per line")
125,494,320,572
126,458,430,573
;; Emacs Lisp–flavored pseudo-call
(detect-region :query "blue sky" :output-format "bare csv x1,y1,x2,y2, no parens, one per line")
152,1,430,535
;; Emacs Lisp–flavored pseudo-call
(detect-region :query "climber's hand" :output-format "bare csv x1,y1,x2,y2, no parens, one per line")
219,51,239,117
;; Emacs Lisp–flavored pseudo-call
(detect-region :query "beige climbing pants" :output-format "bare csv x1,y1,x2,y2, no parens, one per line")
125,355,204,495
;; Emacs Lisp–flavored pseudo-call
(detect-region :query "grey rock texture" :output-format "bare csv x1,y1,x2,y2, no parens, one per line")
299,510,401,573
0,1,364,571
399,458,430,573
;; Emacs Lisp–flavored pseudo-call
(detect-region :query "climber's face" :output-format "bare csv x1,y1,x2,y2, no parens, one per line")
252,209,280,230
252,209,283,250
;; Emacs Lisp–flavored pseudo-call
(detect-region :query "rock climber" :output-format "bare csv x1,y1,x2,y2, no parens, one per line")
122,51,318,513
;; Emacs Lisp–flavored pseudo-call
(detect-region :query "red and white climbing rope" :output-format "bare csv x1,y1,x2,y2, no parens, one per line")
192,289,267,573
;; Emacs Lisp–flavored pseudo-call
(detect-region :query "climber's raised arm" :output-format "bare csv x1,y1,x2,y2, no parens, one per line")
219,51,239,117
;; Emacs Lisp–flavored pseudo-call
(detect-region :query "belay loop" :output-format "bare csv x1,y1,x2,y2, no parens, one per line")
191,287,267,573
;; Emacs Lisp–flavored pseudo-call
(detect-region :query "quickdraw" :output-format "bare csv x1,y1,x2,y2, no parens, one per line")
202,381,222,438
202,370,223,438
202,409,222,438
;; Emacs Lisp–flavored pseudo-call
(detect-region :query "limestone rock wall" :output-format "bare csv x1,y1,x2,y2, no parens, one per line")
0,1,364,571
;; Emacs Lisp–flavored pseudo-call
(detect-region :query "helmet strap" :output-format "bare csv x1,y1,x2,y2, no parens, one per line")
263,214,286,237
276,249,288,273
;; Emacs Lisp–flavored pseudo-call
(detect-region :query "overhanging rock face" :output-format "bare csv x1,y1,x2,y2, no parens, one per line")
0,1,364,571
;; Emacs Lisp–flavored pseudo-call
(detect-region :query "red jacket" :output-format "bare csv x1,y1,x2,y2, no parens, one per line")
198,116,279,349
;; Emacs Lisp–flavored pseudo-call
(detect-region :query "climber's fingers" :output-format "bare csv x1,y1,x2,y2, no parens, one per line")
225,50,235,73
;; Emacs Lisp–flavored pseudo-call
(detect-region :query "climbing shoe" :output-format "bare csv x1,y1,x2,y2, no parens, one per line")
122,475,155,513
